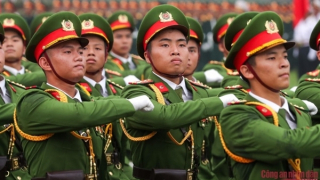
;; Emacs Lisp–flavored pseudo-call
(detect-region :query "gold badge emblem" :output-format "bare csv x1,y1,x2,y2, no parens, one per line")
265,20,279,34
81,19,94,30
41,16,49,23
61,20,74,31
118,15,128,23
227,17,234,25
159,11,173,22
3,18,15,26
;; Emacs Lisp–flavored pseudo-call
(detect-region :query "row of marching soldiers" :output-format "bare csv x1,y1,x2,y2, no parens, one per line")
1,4,320,180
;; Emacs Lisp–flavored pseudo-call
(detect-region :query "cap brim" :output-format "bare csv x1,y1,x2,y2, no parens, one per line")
50,37,89,49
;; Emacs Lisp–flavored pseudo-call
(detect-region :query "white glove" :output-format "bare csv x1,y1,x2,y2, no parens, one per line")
124,75,140,85
290,86,297,92
204,69,224,83
128,95,154,112
302,100,318,116
219,94,239,107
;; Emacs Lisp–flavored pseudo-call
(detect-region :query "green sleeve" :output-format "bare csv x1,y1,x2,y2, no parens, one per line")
121,84,224,131
193,71,207,84
220,105,320,162
218,88,247,100
206,88,224,97
6,71,46,87
0,103,16,125
16,89,136,135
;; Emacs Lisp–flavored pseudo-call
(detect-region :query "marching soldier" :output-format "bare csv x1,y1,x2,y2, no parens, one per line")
106,11,151,80
14,11,154,179
0,22,31,180
193,13,239,88
29,12,53,35
78,13,135,179
121,5,237,180
219,11,320,179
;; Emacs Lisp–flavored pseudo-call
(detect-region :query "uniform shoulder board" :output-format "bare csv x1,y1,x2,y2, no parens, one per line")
129,79,154,85
105,69,122,77
227,71,239,76
307,69,320,77
187,79,211,89
6,79,26,89
107,79,124,89
289,103,305,111
305,78,320,82
131,54,144,60
224,85,243,89
25,69,32,73
227,100,247,105
209,60,223,65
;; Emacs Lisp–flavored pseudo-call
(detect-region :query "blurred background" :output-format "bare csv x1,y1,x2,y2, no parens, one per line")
0,0,317,87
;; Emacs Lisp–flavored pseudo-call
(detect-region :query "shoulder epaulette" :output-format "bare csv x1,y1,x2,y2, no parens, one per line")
227,71,239,76
209,60,223,65
78,82,92,93
228,100,247,105
225,85,243,89
280,90,289,97
107,79,124,89
2,70,10,77
129,79,154,85
25,69,32,73
25,85,39,90
131,54,144,60
187,79,211,89
6,79,26,89
289,103,305,111
307,69,320,77
305,78,320,82
105,69,122,77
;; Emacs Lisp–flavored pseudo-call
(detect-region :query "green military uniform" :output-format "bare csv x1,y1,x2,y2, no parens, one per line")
106,11,151,79
29,12,53,35
0,13,43,82
121,5,229,180
15,11,138,179
295,18,320,176
219,11,316,179
193,13,238,88
78,13,135,179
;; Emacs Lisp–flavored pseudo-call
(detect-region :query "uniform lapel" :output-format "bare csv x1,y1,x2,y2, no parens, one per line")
5,81,17,103
288,103,309,129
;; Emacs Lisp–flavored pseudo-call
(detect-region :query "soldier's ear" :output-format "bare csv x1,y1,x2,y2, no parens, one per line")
38,54,52,71
239,64,254,80
144,51,151,64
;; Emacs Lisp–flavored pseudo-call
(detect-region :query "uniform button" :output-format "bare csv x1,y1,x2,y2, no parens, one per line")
109,171,113,176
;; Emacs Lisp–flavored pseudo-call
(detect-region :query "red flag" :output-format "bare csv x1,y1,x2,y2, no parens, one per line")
293,0,309,27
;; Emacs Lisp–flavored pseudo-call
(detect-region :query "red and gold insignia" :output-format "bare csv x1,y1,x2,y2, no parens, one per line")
2,70,10,77
3,18,15,26
26,85,37,90
49,91,61,101
118,15,128,23
307,69,320,77
265,20,279,34
225,85,243,89
256,105,272,116
61,20,74,31
109,84,117,94
294,108,302,115
227,71,239,76
305,78,320,82
154,82,169,93
129,79,154,85
81,19,94,30
79,82,92,93
112,59,123,65
95,126,104,134
187,79,210,89
105,69,122,77
107,79,124,89
209,60,223,65
159,11,173,22
227,100,247,105
8,84,16,92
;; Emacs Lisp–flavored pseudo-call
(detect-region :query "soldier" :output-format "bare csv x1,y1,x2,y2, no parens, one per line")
219,11,320,179
193,13,238,88
0,22,31,180
78,13,135,179
14,11,154,179
107,11,151,80
121,5,238,180
294,17,320,176
29,12,53,35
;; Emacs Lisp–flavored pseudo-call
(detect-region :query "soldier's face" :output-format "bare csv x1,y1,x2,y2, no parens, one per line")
46,40,85,82
0,42,4,73
184,39,199,76
83,35,107,75
145,28,188,76
242,45,290,91
112,29,132,57
3,30,25,63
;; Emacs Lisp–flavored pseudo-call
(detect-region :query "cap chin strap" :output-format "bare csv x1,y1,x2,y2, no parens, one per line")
246,63,279,93
43,52,77,85
145,50,184,78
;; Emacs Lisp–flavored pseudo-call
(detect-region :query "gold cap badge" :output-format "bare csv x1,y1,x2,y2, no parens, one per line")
265,20,279,34
61,20,74,31
159,11,173,22
3,18,15,26
81,19,94,30
227,17,234,25
118,15,128,23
